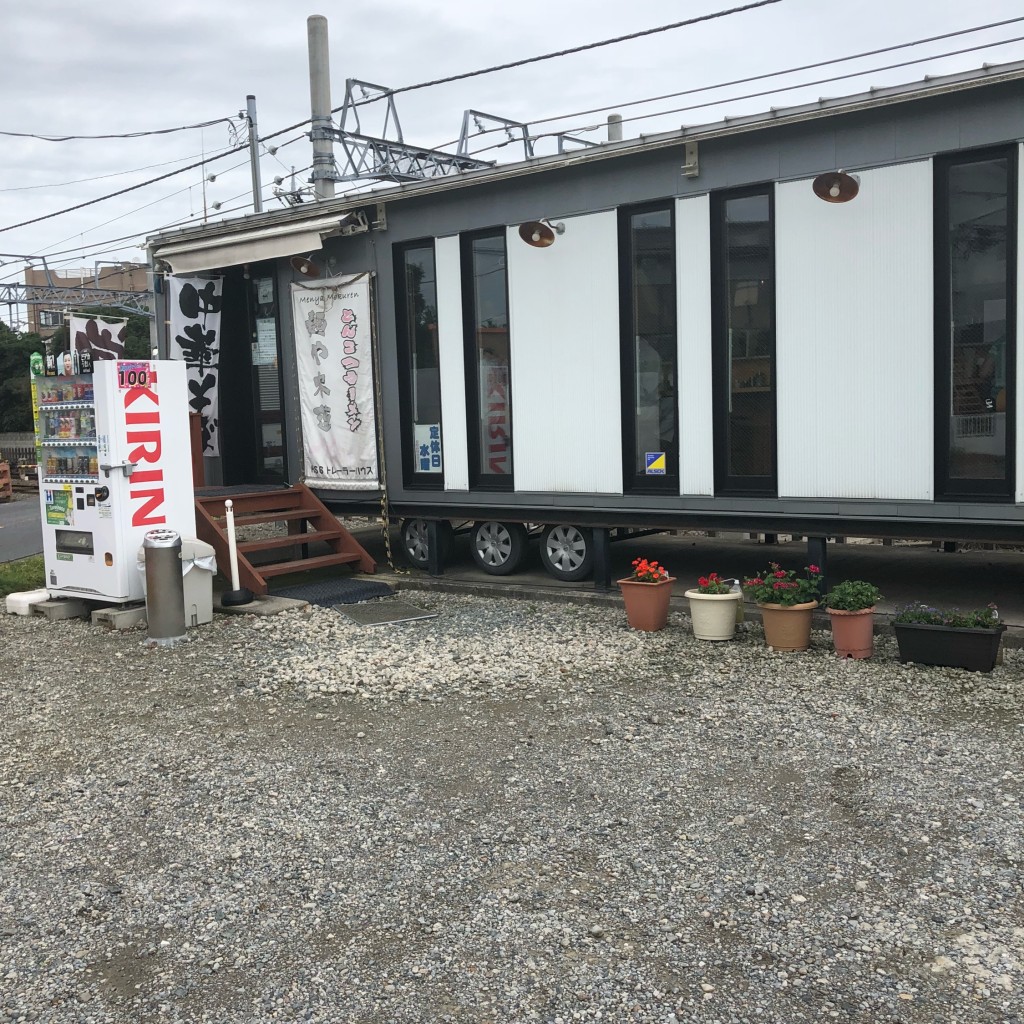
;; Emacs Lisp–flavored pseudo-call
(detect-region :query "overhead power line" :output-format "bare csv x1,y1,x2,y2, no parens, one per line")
381,0,784,98
0,3,781,237
0,115,235,142
457,15,1024,144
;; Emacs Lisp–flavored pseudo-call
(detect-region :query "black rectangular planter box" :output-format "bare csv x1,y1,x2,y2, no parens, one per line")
893,621,1006,673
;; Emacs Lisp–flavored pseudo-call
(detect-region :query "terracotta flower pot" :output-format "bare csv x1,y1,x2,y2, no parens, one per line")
828,606,876,659
617,576,676,632
684,589,741,641
756,600,818,652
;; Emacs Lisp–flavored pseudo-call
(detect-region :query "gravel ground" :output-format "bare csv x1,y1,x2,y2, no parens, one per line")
1,592,1022,1024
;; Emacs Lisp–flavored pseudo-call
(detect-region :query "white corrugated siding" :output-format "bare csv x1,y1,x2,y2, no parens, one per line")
506,212,622,493
1017,143,1024,504
775,161,934,499
676,195,714,495
434,234,470,491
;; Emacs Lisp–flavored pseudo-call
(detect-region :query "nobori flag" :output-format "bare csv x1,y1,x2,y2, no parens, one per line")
291,273,379,490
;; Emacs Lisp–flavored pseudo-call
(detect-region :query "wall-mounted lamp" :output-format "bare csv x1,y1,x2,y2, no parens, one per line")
517,218,566,248
812,170,860,203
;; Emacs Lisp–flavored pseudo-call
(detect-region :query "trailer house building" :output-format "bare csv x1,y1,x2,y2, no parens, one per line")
149,61,1024,584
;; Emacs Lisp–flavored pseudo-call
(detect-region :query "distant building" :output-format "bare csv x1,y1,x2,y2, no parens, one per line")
23,263,150,338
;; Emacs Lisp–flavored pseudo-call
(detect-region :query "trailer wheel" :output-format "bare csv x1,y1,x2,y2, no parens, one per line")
400,518,452,570
469,521,526,575
539,524,594,582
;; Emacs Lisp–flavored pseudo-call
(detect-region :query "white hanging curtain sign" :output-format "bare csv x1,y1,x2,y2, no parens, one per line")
291,273,379,490
168,275,223,456
72,313,127,361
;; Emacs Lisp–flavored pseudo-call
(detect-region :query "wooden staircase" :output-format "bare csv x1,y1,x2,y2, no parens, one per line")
194,484,376,596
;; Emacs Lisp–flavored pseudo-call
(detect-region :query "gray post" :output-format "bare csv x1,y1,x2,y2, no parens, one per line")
426,520,443,577
592,527,612,591
607,114,623,142
247,95,263,214
307,15,336,201
143,529,186,644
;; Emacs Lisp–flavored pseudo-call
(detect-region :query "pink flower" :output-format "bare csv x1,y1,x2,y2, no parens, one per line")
808,564,820,574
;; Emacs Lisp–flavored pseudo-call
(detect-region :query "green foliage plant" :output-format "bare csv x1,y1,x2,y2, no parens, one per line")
742,562,822,607
694,572,734,595
821,580,882,612
893,602,1000,629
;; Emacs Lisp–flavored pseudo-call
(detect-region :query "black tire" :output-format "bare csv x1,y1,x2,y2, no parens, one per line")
469,521,527,576
399,518,452,570
538,524,594,582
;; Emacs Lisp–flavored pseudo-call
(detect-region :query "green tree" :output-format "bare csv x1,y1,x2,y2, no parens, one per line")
0,321,44,431
50,306,152,359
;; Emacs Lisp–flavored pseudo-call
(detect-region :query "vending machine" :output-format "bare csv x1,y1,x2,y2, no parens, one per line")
32,357,196,603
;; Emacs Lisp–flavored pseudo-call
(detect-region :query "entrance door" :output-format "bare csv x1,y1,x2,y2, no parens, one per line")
248,270,287,483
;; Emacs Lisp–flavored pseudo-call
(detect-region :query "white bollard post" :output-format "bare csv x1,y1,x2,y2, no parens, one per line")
220,498,254,607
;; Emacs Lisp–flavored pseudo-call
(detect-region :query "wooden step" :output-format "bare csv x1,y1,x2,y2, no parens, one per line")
194,483,375,595
237,529,345,553
259,552,363,578
231,508,320,527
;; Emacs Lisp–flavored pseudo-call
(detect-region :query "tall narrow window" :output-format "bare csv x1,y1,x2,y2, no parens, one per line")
620,204,678,491
936,148,1017,500
712,187,776,495
462,230,513,489
394,241,443,486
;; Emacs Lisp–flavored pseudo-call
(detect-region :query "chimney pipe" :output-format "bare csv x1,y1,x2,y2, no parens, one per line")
307,15,336,200
607,114,623,142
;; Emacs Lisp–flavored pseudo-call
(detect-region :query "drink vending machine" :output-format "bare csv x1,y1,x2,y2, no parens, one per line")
32,358,196,603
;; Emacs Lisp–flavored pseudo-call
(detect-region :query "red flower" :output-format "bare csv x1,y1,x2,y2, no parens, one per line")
808,564,820,574
773,570,786,579
698,577,708,587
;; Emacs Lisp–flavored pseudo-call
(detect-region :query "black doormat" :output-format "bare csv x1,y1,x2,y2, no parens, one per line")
272,577,395,606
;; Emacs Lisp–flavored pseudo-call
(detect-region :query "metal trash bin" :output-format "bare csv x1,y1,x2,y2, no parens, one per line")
137,537,216,628
141,530,186,644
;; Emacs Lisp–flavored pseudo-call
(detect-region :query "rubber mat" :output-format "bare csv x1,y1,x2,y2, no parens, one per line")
272,577,394,606
338,600,437,626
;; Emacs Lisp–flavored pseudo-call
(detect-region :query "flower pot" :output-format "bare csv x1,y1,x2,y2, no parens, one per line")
685,589,741,641
756,600,818,652
828,606,876,659
893,621,1006,673
617,576,676,632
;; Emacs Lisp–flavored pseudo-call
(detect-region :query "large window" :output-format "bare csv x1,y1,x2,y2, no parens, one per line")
935,148,1017,500
711,187,776,495
394,241,443,486
619,204,678,491
462,230,513,489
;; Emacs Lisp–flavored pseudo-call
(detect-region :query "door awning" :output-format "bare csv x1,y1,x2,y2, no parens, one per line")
152,213,351,275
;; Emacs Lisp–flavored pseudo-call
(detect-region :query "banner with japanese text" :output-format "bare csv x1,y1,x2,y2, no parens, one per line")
291,273,379,490
168,276,223,456
71,313,127,362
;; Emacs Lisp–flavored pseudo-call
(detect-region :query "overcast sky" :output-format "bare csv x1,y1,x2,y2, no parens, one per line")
2,0,1024,318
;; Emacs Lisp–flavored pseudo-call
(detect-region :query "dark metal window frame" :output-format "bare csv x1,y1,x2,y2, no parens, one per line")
393,238,444,490
245,261,288,485
461,227,514,491
710,184,778,497
618,200,679,494
933,145,1017,502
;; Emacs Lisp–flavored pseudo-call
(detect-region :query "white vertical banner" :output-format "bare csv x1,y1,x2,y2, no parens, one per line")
72,312,127,362
291,273,379,490
168,276,223,456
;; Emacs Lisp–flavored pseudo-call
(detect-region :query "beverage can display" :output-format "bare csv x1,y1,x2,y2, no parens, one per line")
78,349,93,375
30,351,44,376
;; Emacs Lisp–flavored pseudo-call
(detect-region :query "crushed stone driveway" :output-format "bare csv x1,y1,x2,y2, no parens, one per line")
1,591,1022,1023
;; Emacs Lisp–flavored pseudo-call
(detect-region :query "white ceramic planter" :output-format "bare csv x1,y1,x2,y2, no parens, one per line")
684,589,742,641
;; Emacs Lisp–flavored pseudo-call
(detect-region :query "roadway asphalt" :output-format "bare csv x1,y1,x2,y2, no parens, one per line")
0,493,42,564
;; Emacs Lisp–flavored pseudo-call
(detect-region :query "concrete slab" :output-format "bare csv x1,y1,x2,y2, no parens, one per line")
32,598,91,621
92,605,147,631
213,593,308,616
